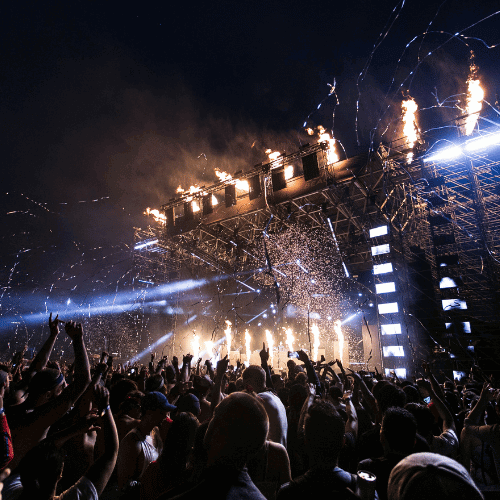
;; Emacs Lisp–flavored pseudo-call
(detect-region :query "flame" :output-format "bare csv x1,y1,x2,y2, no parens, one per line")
177,185,203,195
306,128,315,136
265,330,274,367
211,194,218,206
235,179,249,192
465,77,484,136
266,149,281,161
284,165,294,180
191,334,200,360
205,340,214,362
334,320,344,365
317,126,339,164
285,328,294,352
225,320,232,355
192,200,200,213
145,208,167,223
215,169,232,182
245,329,251,366
402,98,418,148
312,324,320,362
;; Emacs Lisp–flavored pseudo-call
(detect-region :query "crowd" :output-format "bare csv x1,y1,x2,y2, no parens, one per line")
0,315,498,500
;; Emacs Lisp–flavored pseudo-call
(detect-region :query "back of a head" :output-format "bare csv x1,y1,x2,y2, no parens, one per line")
204,392,269,468
28,368,62,401
404,402,434,437
388,452,483,500
161,412,199,471
377,383,406,414
145,373,165,393
19,440,64,498
242,365,266,391
381,407,417,455
109,378,139,413
289,384,307,409
304,400,345,464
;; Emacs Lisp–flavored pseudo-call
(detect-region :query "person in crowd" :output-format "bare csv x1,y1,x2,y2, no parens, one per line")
0,372,13,471
277,400,359,499
140,411,199,499
160,391,269,500
116,391,176,493
243,362,288,449
358,407,417,500
387,452,483,500
4,385,118,500
6,319,91,471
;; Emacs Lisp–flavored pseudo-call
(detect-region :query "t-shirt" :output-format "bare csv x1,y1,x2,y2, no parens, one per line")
431,428,459,460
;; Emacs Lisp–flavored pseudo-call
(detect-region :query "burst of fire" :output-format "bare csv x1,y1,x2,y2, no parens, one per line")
265,330,274,367
215,169,232,182
266,149,281,162
211,194,218,206
205,340,214,362
284,165,294,180
145,207,166,223
317,126,339,164
245,329,251,366
225,320,232,355
334,320,344,365
285,328,294,353
464,76,484,136
402,97,418,164
191,334,200,360
215,169,249,192
311,324,320,362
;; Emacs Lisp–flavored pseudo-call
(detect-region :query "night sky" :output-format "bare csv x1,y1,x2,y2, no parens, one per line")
1,1,499,341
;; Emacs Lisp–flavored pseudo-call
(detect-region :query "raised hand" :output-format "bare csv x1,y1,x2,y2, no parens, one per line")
183,354,194,365
65,321,84,340
297,350,310,363
259,342,270,363
49,313,63,336
216,355,229,376
93,384,110,417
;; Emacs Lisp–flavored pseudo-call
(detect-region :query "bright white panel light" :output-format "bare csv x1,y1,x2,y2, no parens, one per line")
453,371,466,381
371,244,390,256
463,321,471,333
378,302,399,314
373,263,393,275
440,277,457,289
424,146,462,163
376,282,396,294
383,346,405,357
442,299,467,310
464,132,500,152
370,226,388,238
381,324,402,335
385,368,407,378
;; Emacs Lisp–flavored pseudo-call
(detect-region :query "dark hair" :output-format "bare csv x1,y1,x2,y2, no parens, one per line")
19,440,64,496
329,386,343,399
377,383,407,414
28,369,62,400
404,402,435,437
109,378,138,413
403,385,421,404
381,407,417,454
304,400,345,462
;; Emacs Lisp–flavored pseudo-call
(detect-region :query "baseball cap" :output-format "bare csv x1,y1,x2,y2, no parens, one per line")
142,391,176,412
387,452,483,500
176,393,201,417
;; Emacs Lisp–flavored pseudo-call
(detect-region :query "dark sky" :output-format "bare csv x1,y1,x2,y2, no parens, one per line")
1,0,499,326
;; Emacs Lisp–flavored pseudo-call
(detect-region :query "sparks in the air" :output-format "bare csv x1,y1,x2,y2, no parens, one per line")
205,340,214,362
311,324,320,361
402,97,418,162
316,126,339,164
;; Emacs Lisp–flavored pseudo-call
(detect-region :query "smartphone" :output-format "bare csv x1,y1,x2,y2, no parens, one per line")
130,368,136,374
423,396,431,404
288,351,299,359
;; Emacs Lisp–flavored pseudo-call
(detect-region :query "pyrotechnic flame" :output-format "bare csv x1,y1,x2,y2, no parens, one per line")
265,330,274,367
225,320,232,355
285,328,294,353
312,324,320,362
266,149,281,161
245,329,251,366
215,169,232,182
235,179,249,192
145,208,167,223
334,320,344,365
312,125,338,164
465,76,484,136
211,194,218,206
402,97,418,163
284,165,294,180
192,200,200,213
205,340,214,362
192,334,200,360
306,128,314,136
177,185,203,195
